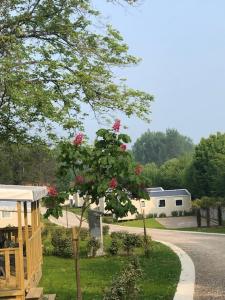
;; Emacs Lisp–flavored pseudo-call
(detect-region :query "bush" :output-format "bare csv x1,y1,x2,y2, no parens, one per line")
51,229,73,258
87,237,101,257
178,210,183,217
79,227,89,241
43,240,54,256
146,213,153,218
171,211,178,217
108,238,120,256
111,231,128,240
153,213,158,218
103,257,142,300
103,225,110,236
122,233,142,256
158,213,166,218
184,210,193,216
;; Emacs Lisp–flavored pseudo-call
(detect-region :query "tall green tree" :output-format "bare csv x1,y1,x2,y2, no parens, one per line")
185,133,225,198
132,129,194,165
0,0,153,143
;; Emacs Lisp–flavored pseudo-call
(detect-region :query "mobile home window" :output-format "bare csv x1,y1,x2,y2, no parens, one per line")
176,200,183,206
2,211,11,218
159,200,165,207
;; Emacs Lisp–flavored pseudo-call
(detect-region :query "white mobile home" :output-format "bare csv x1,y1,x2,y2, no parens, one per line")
92,187,192,220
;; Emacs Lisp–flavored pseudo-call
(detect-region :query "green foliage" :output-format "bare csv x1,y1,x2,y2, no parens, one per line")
103,225,110,236
51,229,73,258
122,233,142,255
108,238,120,256
0,0,153,143
103,257,142,300
53,124,150,219
132,129,194,165
158,213,166,218
171,211,179,217
185,133,225,198
87,237,101,257
110,231,128,240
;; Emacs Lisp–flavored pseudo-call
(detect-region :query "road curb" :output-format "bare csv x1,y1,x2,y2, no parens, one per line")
155,240,195,300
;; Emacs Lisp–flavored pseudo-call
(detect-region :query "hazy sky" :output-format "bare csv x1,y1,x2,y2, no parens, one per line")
84,0,225,145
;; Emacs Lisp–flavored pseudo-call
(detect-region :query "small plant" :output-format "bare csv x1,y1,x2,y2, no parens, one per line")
103,225,110,236
159,213,166,218
87,237,101,257
153,213,158,218
122,233,142,256
178,210,183,217
184,210,193,216
108,238,120,256
51,230,73,258
103,257,142,300
111,231,128,240
146,213,154,218
171,211,178,217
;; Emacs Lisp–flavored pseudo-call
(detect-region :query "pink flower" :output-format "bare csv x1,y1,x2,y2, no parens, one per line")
109,178,118,189
48,186,58,197
75,175,85,184
120,144,126,151
73,133,84,145
135,165,143,176
112,119,121,132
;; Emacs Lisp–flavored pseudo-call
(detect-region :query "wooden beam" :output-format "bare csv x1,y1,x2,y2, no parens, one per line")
17,201,25,291
24,202,31,281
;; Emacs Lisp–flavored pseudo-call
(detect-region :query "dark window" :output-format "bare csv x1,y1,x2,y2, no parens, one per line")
159,200,165,207
176,200,183,206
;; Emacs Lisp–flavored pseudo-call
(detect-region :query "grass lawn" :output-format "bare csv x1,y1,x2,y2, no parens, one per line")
40,241,180,300
117,218,165,229
177,226,225,234
67,206,89,219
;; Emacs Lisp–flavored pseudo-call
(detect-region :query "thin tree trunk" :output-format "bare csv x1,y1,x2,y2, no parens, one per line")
142,209,150,257
218,206,222,226
72,227,82,300
206,207,210,227
197,208,201,227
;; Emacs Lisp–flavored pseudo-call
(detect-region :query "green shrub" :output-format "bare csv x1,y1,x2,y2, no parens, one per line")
110,231,128,240
122,233,142,256
184,210,193,216
178,210,183,217
146,213,154,218
103,225,110,236
87,237,101,257
103,257,142,300
153,213,158,218
108,238,120,256
51,230,73,258
158,213,166,218
171,211,178,217
79,227,89,241
102,216,114,224
43,240,54,256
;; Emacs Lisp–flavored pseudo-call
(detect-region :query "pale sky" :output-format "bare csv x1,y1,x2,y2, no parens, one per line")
83,0,225,145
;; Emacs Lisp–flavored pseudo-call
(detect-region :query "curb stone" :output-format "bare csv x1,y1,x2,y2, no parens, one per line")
155,240,195,300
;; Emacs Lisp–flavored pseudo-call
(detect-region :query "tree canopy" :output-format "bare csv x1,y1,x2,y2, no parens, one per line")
185,133,225,198
132,129,194,165
0,0,153,143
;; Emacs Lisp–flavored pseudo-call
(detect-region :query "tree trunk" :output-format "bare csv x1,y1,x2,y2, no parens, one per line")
72,227,82,300
142,209,150,257
218,206,222,226
197,208,201,227
206,207,210,227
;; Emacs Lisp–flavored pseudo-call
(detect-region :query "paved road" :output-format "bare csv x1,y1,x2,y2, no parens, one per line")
42,209,225,300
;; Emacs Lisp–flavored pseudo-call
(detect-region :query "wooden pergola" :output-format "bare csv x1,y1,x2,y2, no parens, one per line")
0,185,47,300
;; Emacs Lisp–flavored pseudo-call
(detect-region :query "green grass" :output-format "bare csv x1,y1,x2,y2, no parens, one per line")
117,218,165,229
40,241,180,300
176,226,225,234
67,206,89,219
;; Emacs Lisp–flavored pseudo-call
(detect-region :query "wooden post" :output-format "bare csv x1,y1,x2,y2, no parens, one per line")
24,202,31,281
17,201,25,291
31,202,35,234
72,227,82,300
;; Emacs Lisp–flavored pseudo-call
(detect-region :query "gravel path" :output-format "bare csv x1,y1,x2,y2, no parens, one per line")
42,208,225,300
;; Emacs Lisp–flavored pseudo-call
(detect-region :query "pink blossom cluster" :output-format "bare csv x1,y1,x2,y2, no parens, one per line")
75,175,85,184
73,133,84,145
112,119,121,132
109,178,118,189
120,144,126,151
48,186,58,197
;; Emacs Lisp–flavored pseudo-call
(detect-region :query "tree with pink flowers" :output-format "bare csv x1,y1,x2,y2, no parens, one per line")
44,120,149,300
